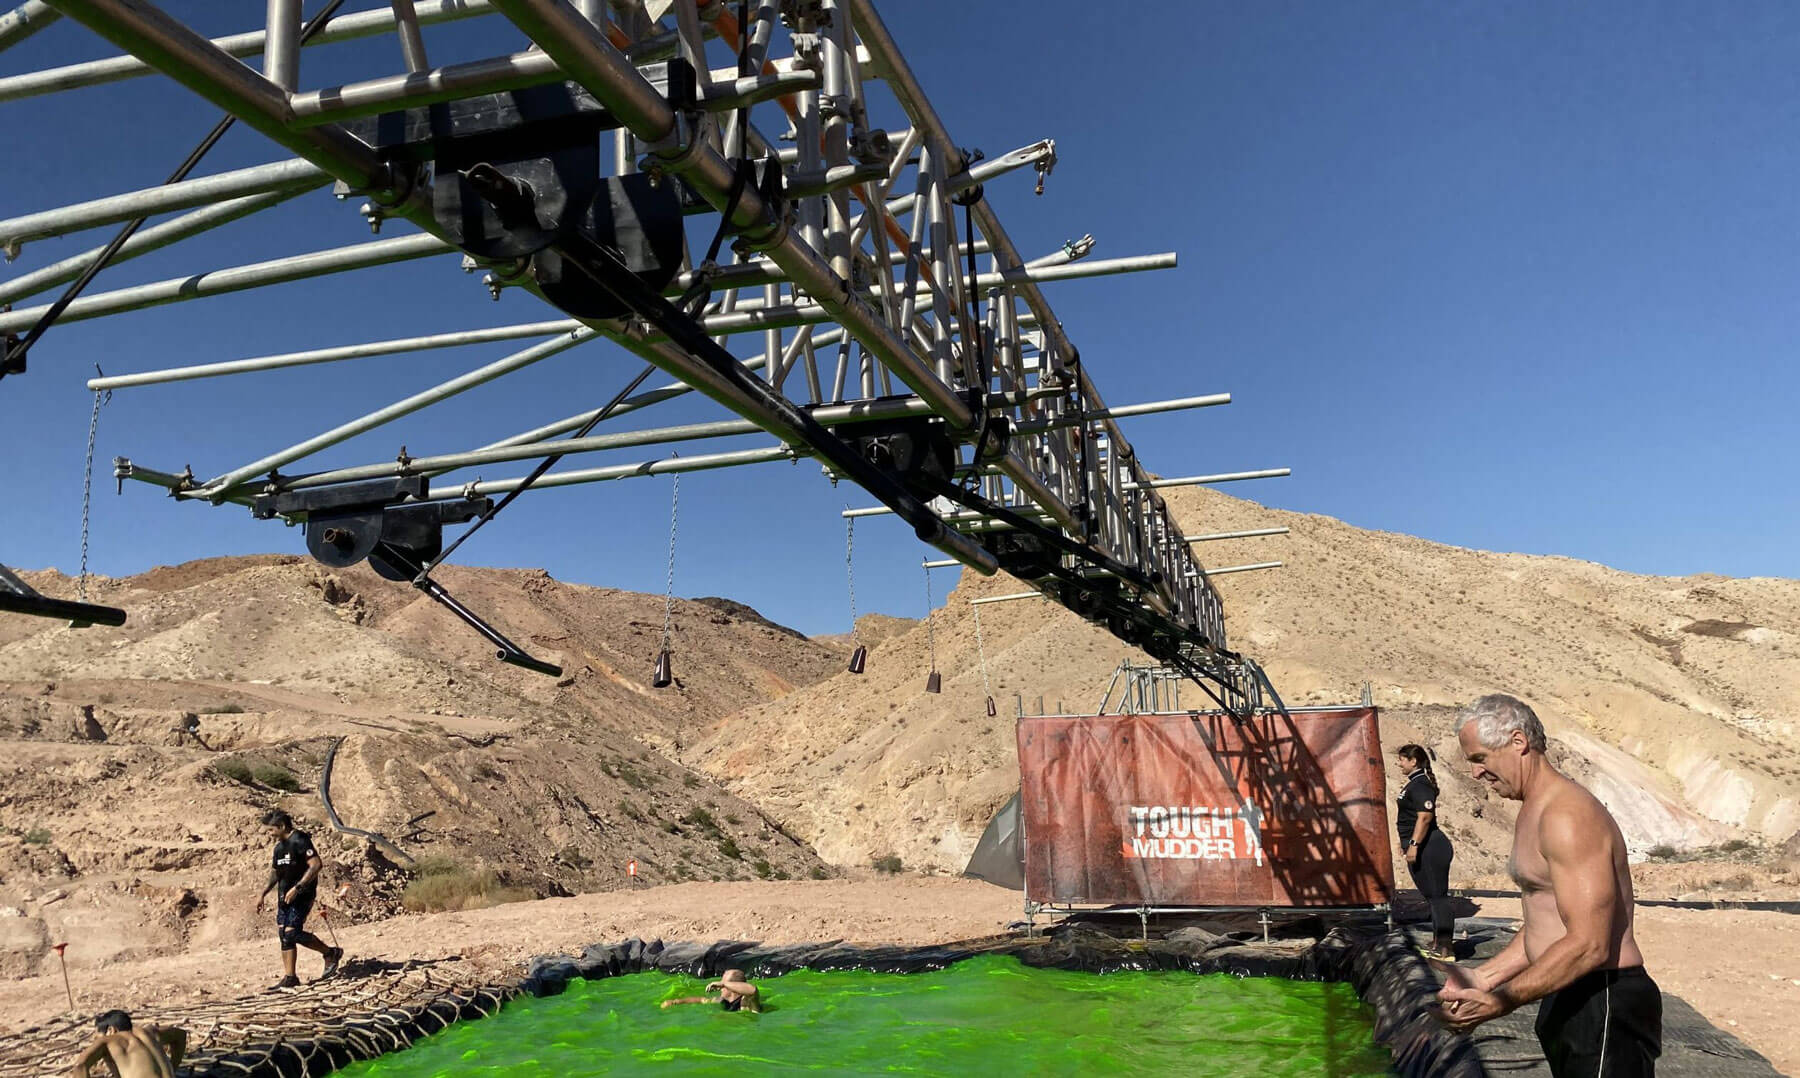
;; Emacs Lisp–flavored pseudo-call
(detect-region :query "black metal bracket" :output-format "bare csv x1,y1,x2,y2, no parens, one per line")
0,334,23,380
369,543,562,678
251,477,561,677
0,562,126,627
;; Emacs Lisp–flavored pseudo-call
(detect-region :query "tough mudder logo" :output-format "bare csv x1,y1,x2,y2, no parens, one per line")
1122,805,1263,865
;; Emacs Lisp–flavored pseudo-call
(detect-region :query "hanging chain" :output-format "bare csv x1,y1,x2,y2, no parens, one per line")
973,602,993,699
77,369,112,602
922,561,937,668
660,470,679,651
845,512,858,636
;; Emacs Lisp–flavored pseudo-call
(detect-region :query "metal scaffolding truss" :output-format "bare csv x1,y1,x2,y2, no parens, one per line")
3,0,1288,703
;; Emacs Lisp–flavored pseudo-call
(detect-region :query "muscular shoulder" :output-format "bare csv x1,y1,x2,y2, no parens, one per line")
1536,780,1620,856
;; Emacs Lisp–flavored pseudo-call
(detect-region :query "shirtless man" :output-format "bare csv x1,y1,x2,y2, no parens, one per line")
1436,694,1661,1076
660,969,762,1013
68,1011,185,1078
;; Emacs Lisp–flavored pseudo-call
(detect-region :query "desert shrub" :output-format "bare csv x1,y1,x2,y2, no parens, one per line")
1720,839,1753,855
252,763,301,792
211,759,255,785
717,837,742,860
23,828,51,845
871,854,904,875
1646,844,1678,861
606,757,651,790
212,758,299,790
753,859,774,879
682,807,722,839
808,866,831,880
682,774,701,788
401,859,532,912
617,800,645,822
203,703,247,715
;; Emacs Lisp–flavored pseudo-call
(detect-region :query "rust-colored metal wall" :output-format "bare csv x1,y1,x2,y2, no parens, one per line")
1018,708,1394,907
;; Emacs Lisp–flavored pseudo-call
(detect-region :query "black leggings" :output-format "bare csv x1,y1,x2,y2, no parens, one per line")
1406,829,1454,946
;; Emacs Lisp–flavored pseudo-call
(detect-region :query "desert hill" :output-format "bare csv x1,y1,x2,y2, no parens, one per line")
688,487,1800,888
0,556,841,979
4,491,1798,982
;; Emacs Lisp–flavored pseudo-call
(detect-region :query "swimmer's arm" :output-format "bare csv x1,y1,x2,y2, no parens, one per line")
660,996,714,1007
1488,806,1615,1009
67,1040,107,1077
155,1026,187,1067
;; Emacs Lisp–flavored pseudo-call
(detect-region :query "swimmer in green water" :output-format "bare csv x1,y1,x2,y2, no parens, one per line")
661,969,761,1013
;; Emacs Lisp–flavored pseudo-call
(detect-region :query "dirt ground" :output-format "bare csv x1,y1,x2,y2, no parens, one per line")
3,881,1797,1075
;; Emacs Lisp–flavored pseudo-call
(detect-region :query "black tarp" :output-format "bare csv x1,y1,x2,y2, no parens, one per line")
962,790,1023,890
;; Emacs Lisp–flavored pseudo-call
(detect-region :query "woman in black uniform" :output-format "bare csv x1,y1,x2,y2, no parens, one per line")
1395,743,1456,959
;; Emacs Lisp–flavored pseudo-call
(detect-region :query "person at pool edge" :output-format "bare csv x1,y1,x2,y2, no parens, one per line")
69,1010,185,1078
1395,743,1456,960
661,969,761,1012
1435,694,1661,1077
254,809,342,989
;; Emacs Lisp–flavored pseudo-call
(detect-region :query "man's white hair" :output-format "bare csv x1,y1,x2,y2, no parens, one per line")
1457,693,1547,753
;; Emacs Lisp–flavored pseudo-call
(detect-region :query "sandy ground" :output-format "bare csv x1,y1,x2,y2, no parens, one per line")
5,881,1798,1074
1470,896,1800,1076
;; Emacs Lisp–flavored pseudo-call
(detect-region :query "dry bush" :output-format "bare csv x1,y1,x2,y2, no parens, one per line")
401,857,533,912
252,763,301,791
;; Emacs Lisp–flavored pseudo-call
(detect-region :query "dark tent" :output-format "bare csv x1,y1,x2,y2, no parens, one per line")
962,790,1024,890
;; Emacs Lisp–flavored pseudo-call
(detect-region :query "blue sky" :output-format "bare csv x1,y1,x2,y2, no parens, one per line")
3,1,1796,636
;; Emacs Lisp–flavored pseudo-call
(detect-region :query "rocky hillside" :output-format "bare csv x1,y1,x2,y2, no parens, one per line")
688,488,1800,887
4,492,1796,981
0,557,840,979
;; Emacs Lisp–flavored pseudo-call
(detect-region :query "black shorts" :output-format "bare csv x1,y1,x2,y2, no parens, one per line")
1535,965,1661,1078
276,890,315,947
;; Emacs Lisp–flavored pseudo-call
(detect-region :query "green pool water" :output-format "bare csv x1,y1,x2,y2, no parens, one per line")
337,955,1391,1076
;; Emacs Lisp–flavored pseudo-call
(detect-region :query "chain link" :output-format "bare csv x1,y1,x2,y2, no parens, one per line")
973,602,992,699
844,512,857,634
661,469,679,650
77,376,112,603
922,561,936,668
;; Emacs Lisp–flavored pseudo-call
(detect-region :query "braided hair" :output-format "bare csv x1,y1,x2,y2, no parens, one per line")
1396,743,1439,793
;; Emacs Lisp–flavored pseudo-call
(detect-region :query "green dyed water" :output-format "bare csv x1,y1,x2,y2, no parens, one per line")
338,955,1390,1076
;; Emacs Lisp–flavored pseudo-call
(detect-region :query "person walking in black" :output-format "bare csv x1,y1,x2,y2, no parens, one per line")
254,809,342,989
1396,744,1456,959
